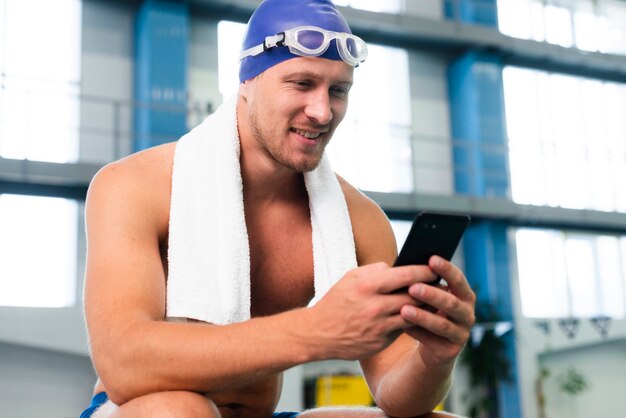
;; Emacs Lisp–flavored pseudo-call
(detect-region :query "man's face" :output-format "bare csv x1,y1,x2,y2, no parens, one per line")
239,57,354,173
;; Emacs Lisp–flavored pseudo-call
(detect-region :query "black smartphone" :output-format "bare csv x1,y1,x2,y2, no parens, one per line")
394,211,470,283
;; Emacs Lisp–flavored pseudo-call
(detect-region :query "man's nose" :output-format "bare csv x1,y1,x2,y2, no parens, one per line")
304,90,333,125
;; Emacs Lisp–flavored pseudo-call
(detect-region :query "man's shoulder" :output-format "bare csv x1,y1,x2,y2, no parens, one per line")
86,143,176,226
90,142,176,191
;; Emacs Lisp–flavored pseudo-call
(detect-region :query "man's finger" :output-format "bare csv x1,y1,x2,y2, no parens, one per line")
429,256,475,303
375,265,438,294
407,283,474,327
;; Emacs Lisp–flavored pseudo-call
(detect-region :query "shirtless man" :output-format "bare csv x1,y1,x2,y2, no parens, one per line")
80,1,475,417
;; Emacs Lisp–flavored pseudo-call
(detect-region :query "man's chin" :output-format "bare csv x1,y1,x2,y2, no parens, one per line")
278,153,324,173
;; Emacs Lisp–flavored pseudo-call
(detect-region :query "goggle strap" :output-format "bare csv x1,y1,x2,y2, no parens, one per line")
263,33,286,51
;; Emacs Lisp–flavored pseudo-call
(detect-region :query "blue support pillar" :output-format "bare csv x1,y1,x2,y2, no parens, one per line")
444,0,498,26
134,0,189,152
445,2,521,417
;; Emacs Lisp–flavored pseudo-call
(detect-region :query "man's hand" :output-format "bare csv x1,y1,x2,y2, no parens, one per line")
400,255,476,366
307,262,439,361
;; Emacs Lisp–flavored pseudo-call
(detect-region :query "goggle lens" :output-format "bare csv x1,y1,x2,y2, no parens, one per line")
296,29,326,51
345,37,361,59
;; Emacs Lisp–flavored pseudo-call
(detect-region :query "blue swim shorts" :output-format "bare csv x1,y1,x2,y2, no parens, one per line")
79,392,299,418
79,392,108,418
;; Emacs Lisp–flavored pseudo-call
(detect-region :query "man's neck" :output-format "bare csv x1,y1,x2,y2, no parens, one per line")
239,146,305,204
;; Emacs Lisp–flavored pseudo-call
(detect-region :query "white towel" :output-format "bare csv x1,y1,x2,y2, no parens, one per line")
166,95,357,325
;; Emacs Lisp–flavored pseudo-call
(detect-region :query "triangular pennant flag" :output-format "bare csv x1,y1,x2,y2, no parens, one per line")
590,316,612,337
558,318,580,339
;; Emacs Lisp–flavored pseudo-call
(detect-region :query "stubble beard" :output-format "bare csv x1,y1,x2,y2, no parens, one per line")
249,108,325,173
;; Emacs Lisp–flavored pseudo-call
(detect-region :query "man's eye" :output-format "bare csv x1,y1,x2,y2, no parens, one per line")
292,80,312,88
331,87,349,98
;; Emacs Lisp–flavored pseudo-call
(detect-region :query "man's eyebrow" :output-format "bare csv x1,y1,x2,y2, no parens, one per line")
282,71,353,86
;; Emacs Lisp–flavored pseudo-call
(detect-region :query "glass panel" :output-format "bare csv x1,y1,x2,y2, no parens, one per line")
218,20,247,101
517,229,626,319
504,66,626,212
565,236,598,318
574,11,600,51
515,229,569,318
499,0,626,55
598,0,626,55
595,236,625,318
1,78,80,162
3,0,81,82
0,194,78,307
0,0,81,163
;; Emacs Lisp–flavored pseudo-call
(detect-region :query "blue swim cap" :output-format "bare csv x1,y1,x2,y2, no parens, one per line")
239,0,352,83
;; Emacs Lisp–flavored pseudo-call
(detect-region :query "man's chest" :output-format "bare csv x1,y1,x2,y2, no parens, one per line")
246,209,315,317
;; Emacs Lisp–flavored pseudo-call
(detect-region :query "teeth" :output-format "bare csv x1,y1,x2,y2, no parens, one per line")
294,129,321,139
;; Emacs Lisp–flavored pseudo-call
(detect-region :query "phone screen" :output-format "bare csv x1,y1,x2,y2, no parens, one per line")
394,212,470,268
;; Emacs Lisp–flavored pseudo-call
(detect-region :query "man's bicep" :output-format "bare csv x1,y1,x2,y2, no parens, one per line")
84,165,167,345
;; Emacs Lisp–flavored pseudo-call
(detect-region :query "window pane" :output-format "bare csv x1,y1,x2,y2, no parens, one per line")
0,0,81,163
503,66,626,212
515,229,569,318
516,228,626,319
1,79,80,162
218,20,246,100
0,194,78,307
565,236,598,317
3,0,81,82
499,0,626,54
595,236,625,318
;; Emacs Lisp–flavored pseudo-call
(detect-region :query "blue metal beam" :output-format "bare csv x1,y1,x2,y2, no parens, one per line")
134,0,189,151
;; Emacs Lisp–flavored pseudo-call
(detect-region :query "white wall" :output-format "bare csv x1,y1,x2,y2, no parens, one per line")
79,0,134,163
408,51,454,195
188,14,222,126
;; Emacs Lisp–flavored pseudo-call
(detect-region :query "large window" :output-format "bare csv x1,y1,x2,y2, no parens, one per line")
0,0,82,163
218,20,414,193
515,228,626,319
0,194,79,308
503,66,626,212
498,0,626,55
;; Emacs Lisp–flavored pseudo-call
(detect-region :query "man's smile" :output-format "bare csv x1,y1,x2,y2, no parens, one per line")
291,127,323,140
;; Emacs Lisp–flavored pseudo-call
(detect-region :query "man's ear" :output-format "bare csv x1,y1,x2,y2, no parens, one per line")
239,80,250,99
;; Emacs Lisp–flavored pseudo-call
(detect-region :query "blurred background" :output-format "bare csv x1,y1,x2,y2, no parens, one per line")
0,0,625,417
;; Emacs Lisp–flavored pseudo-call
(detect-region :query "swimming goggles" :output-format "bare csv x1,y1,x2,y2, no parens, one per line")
239,25,368,67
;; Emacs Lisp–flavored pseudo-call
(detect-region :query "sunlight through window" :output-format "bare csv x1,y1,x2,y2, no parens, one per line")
498,0,626,55
0,194,78,308
217,20,247,101
516,229,626,319
0,0,81,163
503,67,626,212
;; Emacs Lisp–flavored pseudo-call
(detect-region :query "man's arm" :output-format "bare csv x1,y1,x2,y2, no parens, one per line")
84,155,429,406
84,156,314,405
339,179,475,417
